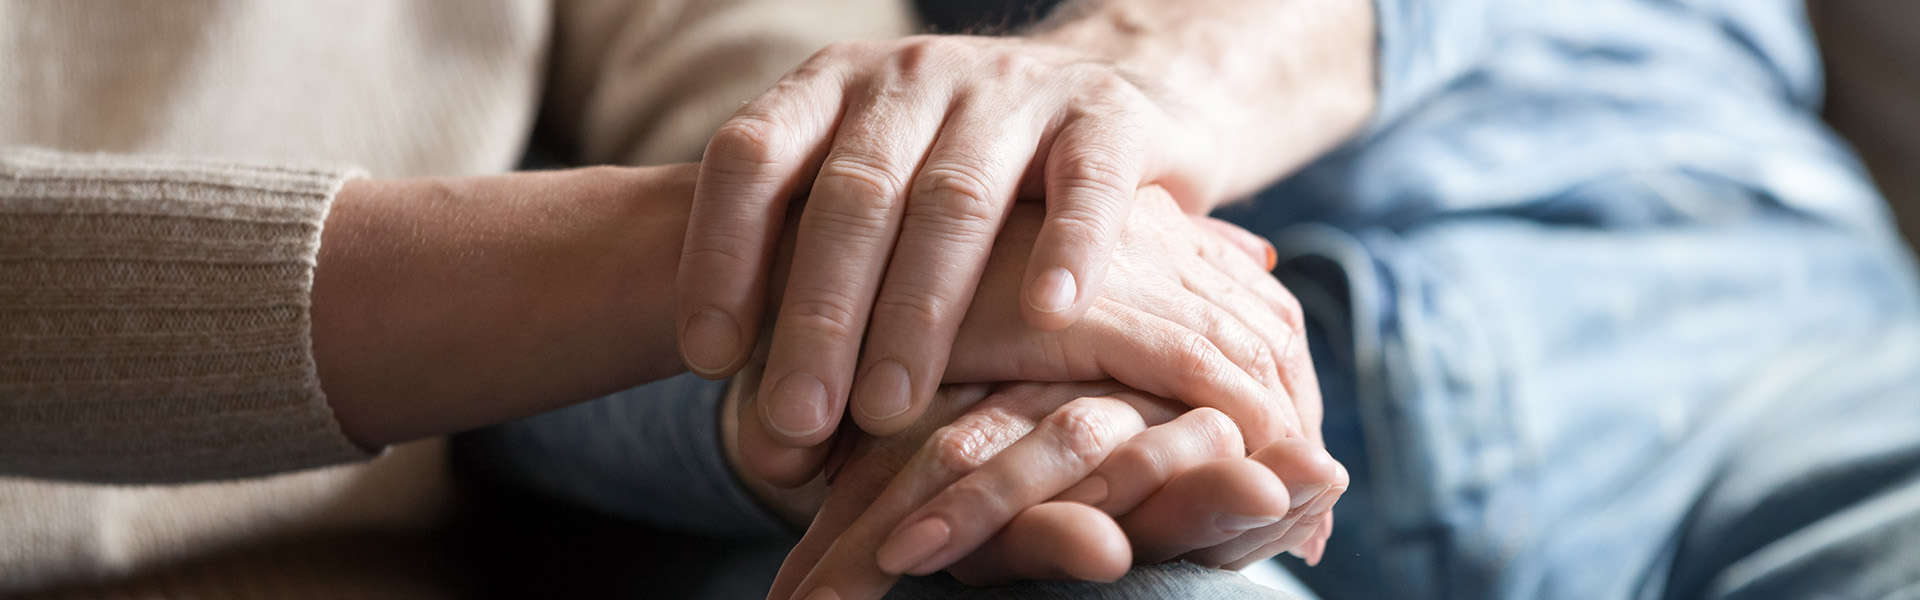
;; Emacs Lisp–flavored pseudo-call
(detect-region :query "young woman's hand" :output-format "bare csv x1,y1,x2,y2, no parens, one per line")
732,187,1320,489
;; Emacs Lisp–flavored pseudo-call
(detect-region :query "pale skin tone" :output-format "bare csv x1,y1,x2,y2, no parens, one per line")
733,195,1342,600
309,164,1339,598
676,0,1377,496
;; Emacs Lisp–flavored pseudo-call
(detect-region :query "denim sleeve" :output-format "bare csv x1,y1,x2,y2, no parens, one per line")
1368,0,1823,131
458,373,794,539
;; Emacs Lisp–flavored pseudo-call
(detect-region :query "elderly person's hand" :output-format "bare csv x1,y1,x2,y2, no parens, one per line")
732,188,1319,489
722,379,1346,600
674,0,1375,465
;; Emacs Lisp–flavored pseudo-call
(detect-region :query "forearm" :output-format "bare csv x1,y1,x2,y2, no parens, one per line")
1031,0,1377,203
313,165,697,448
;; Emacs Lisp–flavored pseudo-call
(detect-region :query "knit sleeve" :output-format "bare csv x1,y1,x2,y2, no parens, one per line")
543,0,915,165
0,147,375,484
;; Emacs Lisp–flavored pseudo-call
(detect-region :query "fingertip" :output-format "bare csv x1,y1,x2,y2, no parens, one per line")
1021,265,1096,331
849,359,923,435
680,307,747,378
1306,519,1331,566
1217,458,1293,520
760,372,839,446
980,502,1129,584
1065,518,1130,583
1026,266,1078,314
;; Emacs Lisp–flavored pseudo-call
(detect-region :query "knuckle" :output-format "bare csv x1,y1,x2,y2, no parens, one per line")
1054,146,1134,197
817,153,909,206
872,283,957,332
1175,332,1226,389
1251,339,1283,385
1046,400,1119,466
1074,69,1150,108
989,51,1042,80
1043,206,1118,251
1075,67,1132,94
936,478,1008,520
927,424,996,476
1106,443,1167,482
706,117,788,170
895,36,963,70
680,242,756,271
813,40,864,62
1187,407,1245,457
912,165,1006,227
1274,289,1307,331
779,289,863,339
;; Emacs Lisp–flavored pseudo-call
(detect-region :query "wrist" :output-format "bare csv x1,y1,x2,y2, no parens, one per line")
1029,0,1378,195
315,165,699,447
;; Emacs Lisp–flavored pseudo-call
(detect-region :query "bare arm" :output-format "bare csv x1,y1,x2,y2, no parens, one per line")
312,165,697,449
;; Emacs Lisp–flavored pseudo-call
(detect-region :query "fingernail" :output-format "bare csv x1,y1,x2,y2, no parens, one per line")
854,359,913,421
1288,483,1331,511
1058,475,1109,507
1215,513,1282,533
875,517,950,575
803,587,840,600
1305,487,1341,516
1027,267,1077,314
1264,244,1278,270
765,373,830,438
680,308,740,375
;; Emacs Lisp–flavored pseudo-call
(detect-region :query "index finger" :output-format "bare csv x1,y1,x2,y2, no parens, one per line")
677,50,851,378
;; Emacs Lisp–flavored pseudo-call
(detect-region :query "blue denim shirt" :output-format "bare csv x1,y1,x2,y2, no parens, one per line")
465,2,1920,597
1229,1,1920,598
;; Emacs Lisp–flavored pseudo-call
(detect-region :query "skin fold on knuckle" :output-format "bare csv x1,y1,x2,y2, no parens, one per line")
819,146,908,195
891,35,973,75
1109,442,1164,482
1045,400,1127,469
1185,407,1245,458
680,237,759,273
911,164,1006,228
779,288,864,342
1050,146,1135,205
1039,206,1121,258
705,116,790,174
1173,331,1230,395
925,423,998,479
870,286,954,334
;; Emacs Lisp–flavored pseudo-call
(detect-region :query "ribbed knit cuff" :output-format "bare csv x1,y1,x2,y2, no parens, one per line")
0,147,375,483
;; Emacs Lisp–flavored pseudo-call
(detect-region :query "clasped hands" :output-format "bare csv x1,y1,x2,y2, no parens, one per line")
711,192,1344,600
670,33,1352,600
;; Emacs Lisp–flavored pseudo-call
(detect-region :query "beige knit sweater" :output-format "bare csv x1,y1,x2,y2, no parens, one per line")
0,0,910,592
